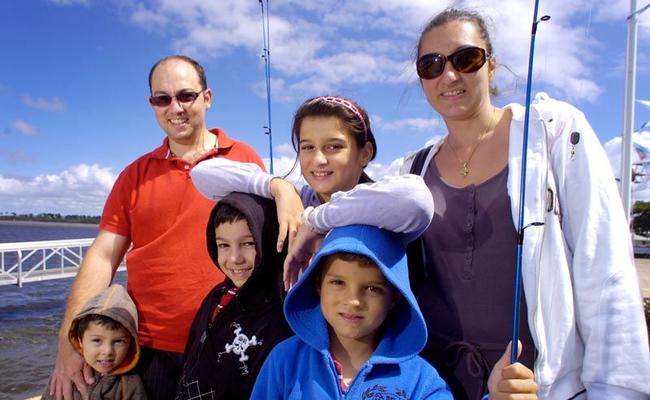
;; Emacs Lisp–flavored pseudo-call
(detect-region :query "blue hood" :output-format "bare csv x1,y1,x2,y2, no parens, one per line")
283,224,427,363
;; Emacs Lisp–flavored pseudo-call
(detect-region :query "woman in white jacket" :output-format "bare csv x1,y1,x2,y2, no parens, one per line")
398,8,648,400
283,7,650,400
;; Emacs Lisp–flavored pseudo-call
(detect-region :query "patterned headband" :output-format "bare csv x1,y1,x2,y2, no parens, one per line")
312,96,368,141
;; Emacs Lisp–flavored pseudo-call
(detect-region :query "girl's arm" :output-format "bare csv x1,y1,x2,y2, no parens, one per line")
306,174,434,241
191,158,303,251
284,174,434,288
191,157,274,200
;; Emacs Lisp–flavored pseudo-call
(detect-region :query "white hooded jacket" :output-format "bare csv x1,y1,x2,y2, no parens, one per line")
402,93,650,400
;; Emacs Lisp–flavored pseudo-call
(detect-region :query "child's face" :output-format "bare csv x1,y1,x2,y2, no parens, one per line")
215,219,257,287
318,256,397,347
298,116,372,202
79,321,131,375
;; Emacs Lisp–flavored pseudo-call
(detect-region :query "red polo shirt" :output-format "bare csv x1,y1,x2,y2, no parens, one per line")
100,128,264,352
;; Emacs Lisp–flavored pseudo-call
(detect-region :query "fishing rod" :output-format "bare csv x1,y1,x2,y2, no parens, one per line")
259,0,274,174
511,0,550,364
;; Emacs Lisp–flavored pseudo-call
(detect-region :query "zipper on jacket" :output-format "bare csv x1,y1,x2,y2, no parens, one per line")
531,115,551,377
344,362,371,398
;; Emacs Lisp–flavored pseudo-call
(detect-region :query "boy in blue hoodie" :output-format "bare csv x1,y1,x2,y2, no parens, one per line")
251,224,452,399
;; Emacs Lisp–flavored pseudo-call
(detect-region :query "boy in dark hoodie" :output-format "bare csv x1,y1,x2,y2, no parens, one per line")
43,284,146,400
251,224,453,399
174,192,292,400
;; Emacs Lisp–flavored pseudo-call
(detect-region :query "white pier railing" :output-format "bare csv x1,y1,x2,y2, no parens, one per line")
0,238,125,287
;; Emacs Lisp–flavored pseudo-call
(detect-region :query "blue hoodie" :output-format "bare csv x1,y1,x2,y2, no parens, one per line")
251,224,451,399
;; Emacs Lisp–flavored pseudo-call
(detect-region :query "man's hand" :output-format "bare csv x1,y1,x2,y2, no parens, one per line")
487,341,538,400
270,178,303,252
283,223,325,290
48,338,94,400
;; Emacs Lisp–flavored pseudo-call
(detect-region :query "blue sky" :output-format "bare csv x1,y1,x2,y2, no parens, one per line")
1,0,649,215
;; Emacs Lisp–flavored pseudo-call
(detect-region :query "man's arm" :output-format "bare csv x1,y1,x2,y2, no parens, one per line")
49,229,130,400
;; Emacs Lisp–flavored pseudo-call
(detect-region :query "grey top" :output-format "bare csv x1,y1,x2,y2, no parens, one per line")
417,160,535,400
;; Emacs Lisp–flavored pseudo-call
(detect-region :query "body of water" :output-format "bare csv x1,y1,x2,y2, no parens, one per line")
0,221,126,400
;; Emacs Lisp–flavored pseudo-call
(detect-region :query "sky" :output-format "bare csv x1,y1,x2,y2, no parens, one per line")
1,0,650,215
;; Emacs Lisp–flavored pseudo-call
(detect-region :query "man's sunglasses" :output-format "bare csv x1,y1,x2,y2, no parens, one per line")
416,46,489,80
149,90,203,107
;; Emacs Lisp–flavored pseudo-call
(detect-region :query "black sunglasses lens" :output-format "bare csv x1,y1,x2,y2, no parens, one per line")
177,92,200,103
450,47,486,73
416,54,445,80
150,95,172,107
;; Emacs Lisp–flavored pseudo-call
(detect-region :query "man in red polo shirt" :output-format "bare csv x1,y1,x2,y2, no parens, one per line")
48,55,265,400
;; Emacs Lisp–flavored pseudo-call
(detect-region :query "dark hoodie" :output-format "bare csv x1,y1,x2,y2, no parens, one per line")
251,224,452,399
43,284,146,400
175,193,292,400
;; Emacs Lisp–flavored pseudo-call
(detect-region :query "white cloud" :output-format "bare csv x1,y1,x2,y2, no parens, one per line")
13,119,38,136
262,155,304,189
251,78,296,103
274,142,296,158
0,164,116,215
48,0,89,5
51,0,638,103
378,117,440,132
130,3,169,28
22,94,66,112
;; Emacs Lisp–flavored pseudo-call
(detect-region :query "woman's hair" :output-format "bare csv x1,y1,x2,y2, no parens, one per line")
417,8,493,58
291,96,377,162
416,8,497,95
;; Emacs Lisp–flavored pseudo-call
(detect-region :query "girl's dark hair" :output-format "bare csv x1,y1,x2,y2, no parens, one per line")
213,202,246,228
416,8,498,95
291,96,377,163
76,314,125,339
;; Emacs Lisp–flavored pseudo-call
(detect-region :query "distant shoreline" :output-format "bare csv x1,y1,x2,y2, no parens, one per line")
0,220,99,228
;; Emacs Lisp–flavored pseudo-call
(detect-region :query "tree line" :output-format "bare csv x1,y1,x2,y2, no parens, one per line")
0,212,100,224
634,201,650,237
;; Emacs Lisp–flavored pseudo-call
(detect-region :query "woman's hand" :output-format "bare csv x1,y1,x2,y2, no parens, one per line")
283,223,325,290
487,341,538,399
270,178,304,252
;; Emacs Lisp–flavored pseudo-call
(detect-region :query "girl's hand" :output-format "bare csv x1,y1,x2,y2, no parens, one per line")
487,341,538,399
283,223,325,290
270,178,304,252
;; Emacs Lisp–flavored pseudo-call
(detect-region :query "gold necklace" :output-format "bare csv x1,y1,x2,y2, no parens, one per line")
445,107,497,178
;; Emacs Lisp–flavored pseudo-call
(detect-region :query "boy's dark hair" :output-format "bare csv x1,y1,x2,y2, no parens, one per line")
76,314,126,339
213,202,247,228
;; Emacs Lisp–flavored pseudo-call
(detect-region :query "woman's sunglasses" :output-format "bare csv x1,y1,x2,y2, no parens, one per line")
416,46,488,80
149,90,203,107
